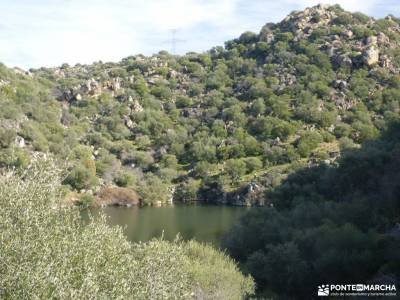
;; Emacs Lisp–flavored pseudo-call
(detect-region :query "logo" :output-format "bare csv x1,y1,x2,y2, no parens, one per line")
317,284,397,297
318,285,329,296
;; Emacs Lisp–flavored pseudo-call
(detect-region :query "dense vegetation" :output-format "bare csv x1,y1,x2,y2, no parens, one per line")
0,160,254,299
1,3,400,299
1,4,400,206
223,121,400,298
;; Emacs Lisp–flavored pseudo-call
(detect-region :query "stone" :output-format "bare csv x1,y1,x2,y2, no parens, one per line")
14,136,25,148
104,77,122,91
0,79,10,87
325,45,336,57
125,117,134,129
264,33,275,43
377,32,390,46
335,54,353,68
342,30,353,39
131,100,144,113
380,54,392,68
168,70,179,79
333,80,348,90
85,78,102,96
363,47,379,66
365,36,377,46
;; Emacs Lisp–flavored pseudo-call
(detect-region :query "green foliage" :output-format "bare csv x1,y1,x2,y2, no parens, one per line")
138,173,171,205
225,159,247,183
0,128,16,148
175,178,201,202
333,13,354,25
0,162,254,299
223,122,400,297
64,164,98,190
242,156,263,173
114,171,137,187
0,4,399,205
0,147,31,168
77,193,96,207
296,131,323,157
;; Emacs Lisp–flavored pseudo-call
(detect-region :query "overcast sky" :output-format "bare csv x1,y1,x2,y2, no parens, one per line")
0,0,399,69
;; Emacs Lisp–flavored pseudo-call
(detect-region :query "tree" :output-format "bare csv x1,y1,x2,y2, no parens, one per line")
138,174,170,205
224,122,400,297
224,159,247,183
296,132,323,157
250,98,266,116
64,164,98,190
174,178,201,202
243,157,263,173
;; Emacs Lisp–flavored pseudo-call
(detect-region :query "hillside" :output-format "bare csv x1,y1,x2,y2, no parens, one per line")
1,4,400,206
223,120,400,298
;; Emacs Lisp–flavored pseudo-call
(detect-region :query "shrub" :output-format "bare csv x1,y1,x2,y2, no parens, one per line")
138,173,171,205
174,178,201,202
296,132,323,157
0,147,31,168
114,171,136,187
0,128,16,148
243,157,263,173
225,159,247,183
63,164,99,190
333,13,354,26
77,193,95,207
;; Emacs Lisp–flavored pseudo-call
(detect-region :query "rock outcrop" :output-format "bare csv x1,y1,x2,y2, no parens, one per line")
363,47,379,66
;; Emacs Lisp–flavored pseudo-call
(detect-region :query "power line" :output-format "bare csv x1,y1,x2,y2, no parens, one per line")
163,28,186,54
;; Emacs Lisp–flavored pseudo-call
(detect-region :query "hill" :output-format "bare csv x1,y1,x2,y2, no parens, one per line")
1,4,400,206
223,119,400,298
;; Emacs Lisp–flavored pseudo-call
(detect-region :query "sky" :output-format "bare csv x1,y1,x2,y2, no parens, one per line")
0,0,399,69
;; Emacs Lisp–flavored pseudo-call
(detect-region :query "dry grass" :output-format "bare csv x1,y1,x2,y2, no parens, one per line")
96,186,141,206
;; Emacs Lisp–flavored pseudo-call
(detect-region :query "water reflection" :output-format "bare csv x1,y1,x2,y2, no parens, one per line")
81,204,249,247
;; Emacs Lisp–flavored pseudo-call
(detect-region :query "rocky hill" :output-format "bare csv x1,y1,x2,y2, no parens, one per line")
1,4,400,206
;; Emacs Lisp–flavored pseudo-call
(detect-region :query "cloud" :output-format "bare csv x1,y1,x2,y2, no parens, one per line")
284,0,381,13
0,0,395,69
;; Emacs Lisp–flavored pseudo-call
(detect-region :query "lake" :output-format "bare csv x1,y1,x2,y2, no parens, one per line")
82,204,249,247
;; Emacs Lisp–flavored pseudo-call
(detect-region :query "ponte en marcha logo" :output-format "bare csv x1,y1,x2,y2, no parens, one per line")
318,284,397,297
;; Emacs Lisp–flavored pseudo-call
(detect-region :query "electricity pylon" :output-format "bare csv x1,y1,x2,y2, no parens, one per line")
164,28,186,54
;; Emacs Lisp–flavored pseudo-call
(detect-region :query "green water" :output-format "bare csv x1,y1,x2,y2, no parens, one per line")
82,204,249,247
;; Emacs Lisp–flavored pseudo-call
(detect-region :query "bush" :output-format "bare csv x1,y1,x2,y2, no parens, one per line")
225,159,247,183
243,157,263,173
114,171,136,187
296,132,323,157
77,193,95,207
0,128,16,148
138,173,171,205
0,147,31,168
333,13,354,26
174,178,201,202
63,164,99,190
